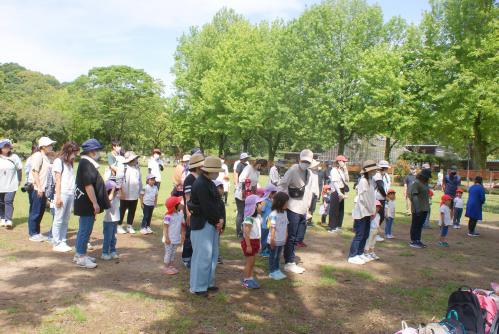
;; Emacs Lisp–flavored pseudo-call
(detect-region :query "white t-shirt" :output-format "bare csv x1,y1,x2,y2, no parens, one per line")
217,163,230,192
52,158,75,195
330,167,348,194
267,210,288,246
243,215,262,240
370,213,380,229
164,212,183,245
453,197,464,209
385,199,396,218
235,165,260,200
0,154,22,193
141,184,158,206
352,176,376,220
117,164,142,200
104,195,121,222
148,157,162,182
439,205,452,226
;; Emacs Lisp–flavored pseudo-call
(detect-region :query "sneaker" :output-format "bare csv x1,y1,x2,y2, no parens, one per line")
453,225,459,229
360,254,372,262
370,252,380,260
53,242,72,253
347,255,365,265
0,219,5,227
409,242,423,249
140,228,148,235
163,266,178,275
146,227,154,234
101,254,112,261
375,235,384,242
117,226,127,234
468,232,479,237
275,270,287,280
5,220,13,229
418,241,428,248
76,256,97,269
127,225,136,234
87,242,94,250
269,271,280,280
110,252,120,259
190,290,208,297
284,262,305,274
242,279,260,289
29,234,46,242
327,228,339,234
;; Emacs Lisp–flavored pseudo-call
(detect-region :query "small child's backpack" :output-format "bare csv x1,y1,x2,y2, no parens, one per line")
393,321,418,334
473,290,498,334
447,287,486,334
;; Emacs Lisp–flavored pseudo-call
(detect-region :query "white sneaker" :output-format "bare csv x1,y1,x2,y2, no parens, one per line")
0,219,5,227
29,234,46,242
360,254,372,262
370,252,380,260
87,242,94,250
74,255,96,263
101,254,112,261
117,226,127,234
53,243,72,252
76,256,97,269
127,225,136,234
146,227,154,234
140,228,148,235
375,235,384,242
5,220,13,228
110,252,120,259
348,255,365,265
453,225,459,229
386,234,394,239
284,262,305,274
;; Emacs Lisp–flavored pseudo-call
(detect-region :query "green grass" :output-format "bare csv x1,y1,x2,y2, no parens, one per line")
320,264,377,281
65,305,87,323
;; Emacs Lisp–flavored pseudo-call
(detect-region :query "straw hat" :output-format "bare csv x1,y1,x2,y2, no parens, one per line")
361,160,378,173
189,153,204,168
310,159,320,170
124,151,140,163
201,156,224,173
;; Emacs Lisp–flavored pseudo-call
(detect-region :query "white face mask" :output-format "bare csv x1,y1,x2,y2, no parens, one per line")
93,152,101,161
338,161,346,168
299,162,310,171
153,154,160,159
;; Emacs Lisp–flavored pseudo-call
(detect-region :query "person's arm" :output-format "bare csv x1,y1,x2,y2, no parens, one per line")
85,184,99,215
269,226,276,249
181,219,186,244
480,187,486,205
55,171,62,208
278,168,291,193
442,176,446,193
244,223,252,253
154,193,158,207
185,192,192,226
140,191,145,209
410,184,420,213
163,223,170,244
108,188,115,202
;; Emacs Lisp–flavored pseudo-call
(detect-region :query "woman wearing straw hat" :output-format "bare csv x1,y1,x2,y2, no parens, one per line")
348,160,377,265
116,151,143,234
188,156,225,296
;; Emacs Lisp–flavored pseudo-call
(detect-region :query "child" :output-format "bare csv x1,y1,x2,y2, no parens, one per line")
241,194,264,289
423,189,434,229
320,185,331,225
453,188,464,229
268,192,289,280
439,194,452,247
163,196,185,275
140,174,159,235
384,189,396,239
102,180,121,260
260,184,278,258
214,180,226,264
364,200,382,262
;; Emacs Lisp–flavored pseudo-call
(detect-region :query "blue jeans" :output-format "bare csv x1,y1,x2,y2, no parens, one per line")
385,217,394,236
141,205,154,228
75,216,95,256
260,228,270,253
51,193,73,245
0,191,16,221
190,223,219,293
102,221,117,255
348,216,371,258
268,245,283,273
28,191,46,236
296,217,307,242
284,210,305,264
453,208,463,226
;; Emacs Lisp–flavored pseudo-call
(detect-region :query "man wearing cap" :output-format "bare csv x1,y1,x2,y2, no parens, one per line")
278,149,315,274
233,153,250,188
189,156,225,296
443,165,461,206
327,155,350,233
372,160,391,240
0,139,23,229
116,151,142,234
26,136,56,241
148,148,164,190
74,138,110,268
404,166,417,215
173,154,190,196
409,168,431,249
181,153,204,268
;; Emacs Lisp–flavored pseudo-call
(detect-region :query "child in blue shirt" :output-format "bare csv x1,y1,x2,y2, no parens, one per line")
260,184,277,257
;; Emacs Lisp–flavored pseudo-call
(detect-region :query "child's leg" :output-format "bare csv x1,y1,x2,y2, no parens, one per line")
453,208,463,226
268,247,277,273
244,256,255,279
441,225,449,242
164,244,173,266
147,206,154,227
102,222,110,255
365,228,376,253
170,244,178,268
384,217,393,236
110,222,117,254
275,246,283,270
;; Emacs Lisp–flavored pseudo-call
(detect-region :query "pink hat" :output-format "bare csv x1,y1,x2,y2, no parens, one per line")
244,195,264,217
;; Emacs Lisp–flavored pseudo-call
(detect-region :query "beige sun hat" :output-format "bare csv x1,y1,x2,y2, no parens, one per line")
182,154,191,162
189,153,204,168
310,159,320,170
361,160,378,173
124,151,140,163
201,156,224,173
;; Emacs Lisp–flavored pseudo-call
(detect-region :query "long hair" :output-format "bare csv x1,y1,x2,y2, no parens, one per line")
58,141,80,166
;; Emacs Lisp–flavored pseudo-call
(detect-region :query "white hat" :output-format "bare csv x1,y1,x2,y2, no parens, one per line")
378,160,390,169
38,137,56,148
182,154,191,162
310,159,320,170
124,151,140,163
299,149,314,163
240,152,250,160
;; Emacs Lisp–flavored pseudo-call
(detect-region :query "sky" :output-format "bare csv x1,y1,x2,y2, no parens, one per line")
0,0,430,94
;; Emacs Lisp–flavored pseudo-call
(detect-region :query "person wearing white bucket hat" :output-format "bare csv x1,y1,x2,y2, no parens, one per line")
373,160,391,241
27,136,56,242
277,149,314,274
116,151,142,234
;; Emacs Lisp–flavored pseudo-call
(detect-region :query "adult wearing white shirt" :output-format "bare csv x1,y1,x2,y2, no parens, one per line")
0,139,22,229
373,160,391,229
278,149,314,274
148,148,164,189
216,156,229,205
269,161,284,186
233,152,250,188
117,151,143,234
297,159,320,247
348,160,377,265
328,155,350,233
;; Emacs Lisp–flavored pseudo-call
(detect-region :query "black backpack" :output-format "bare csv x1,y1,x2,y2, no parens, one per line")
447,287,486,334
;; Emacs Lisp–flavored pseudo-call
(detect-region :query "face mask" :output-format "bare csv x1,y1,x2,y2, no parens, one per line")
94,152,101,161
153,154,159,159
299,162,310,170
338,161,345,168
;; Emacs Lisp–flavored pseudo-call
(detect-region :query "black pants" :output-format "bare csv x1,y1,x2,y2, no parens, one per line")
182,224,192,261
223,192,228,205
378,200,386,226
410,211,428,242
468,218,478,234
328,191,345,229
141,205,154,228
119,199,138,226
309,193,318,216
235,198,245,239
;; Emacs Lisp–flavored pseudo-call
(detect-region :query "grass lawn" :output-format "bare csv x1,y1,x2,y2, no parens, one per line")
0,164,498,333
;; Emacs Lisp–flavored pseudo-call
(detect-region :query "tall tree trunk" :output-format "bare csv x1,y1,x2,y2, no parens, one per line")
384,137,391,161
242,138,250,153
218,134,226,157
337,125,346,154
471,112,487,169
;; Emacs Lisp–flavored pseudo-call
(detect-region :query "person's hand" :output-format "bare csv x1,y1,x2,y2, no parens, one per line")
56,197,63,208
219,228,225,235
140,202,144,209
246,244,252,254
270,239,276,249
164,237,171,245
216,219,224,232
371,214,375,220
93,202,100,215
37,190,44,198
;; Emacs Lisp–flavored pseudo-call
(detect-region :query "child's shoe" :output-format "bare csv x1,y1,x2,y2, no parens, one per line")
117,226,127,234
369,252,380,260
101,254,112,261
127,225,136,234
76,256,97,269
110,252,120,259
140,228,148,235
269,271,279,280
375,235,384,242
163,266,178,275
146,227,154,234
275,270,287,280
360,254,373,263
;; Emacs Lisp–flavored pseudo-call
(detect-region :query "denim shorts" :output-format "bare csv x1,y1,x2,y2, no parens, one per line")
440,225,449,237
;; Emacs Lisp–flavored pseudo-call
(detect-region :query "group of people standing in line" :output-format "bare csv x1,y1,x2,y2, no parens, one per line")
0,137,488,292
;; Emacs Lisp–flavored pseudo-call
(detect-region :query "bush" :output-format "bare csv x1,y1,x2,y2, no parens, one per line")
394,160,411,185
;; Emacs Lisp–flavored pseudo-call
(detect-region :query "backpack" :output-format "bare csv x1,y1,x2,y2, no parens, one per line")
447,287,486,334
473,290,499,334
417,311,466,334
393,321,418,334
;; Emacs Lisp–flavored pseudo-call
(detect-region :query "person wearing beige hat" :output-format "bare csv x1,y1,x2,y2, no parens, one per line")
172,154,190,196
348,160,378,265
27,136,56,242
181,153,204,268
188,156,225,296
297,159,321,247
277,149,314,274
116,151,142,234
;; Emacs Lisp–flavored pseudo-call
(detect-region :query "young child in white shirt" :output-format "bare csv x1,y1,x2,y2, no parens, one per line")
384,189,396,239
140,174,158,235
439,195,453,247
364,201,382,261
267,192,289,280
453,188,464,229
163,196,185,275
102,180,121,260
241,194,264,289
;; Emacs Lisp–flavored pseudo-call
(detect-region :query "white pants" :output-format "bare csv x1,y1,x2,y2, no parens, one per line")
164,244,179,264
365,227,378,251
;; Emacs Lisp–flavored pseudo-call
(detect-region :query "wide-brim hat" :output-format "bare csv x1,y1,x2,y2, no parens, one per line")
310,159,320,169
201,156,224,173
0,139,12,149
38,136,56,148
124,151,140,163
361,160,378,173
182,154,191,162
300,149,314,163
189,153,204,168
244,194,265,217
240,152,250,160
263,184,278,198
105,180,117,192
378,160,390,169
146,174,156,180
81,138,103,153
